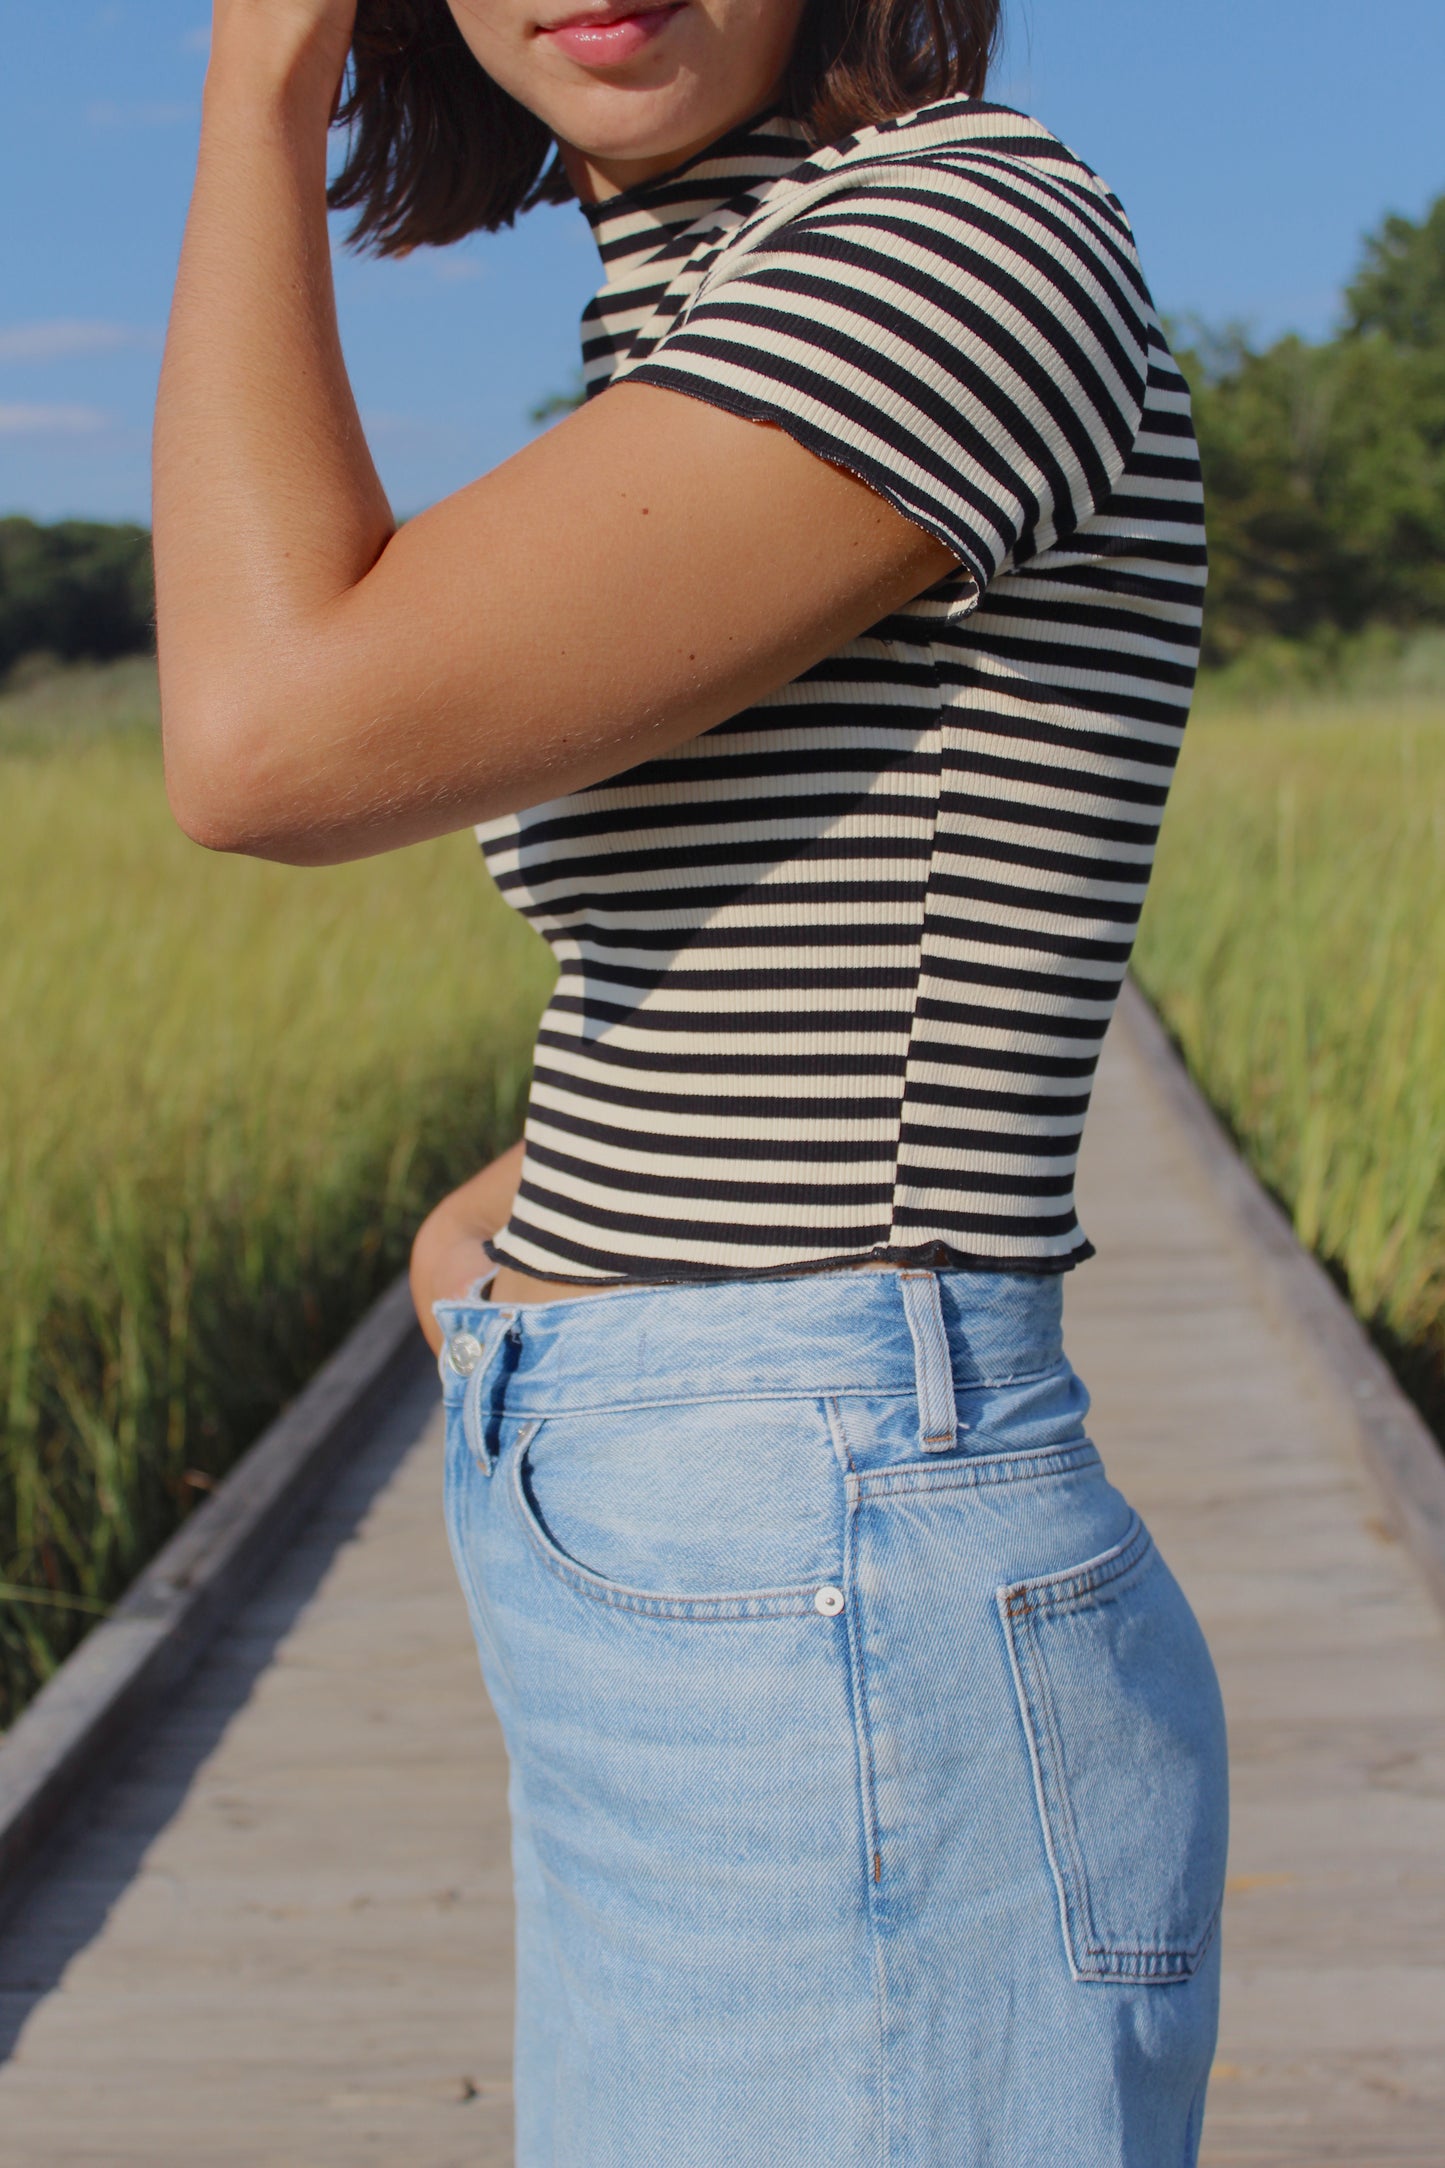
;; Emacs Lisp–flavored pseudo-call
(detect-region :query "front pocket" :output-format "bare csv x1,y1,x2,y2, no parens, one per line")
507,1402,845,1621
998,1514,1228,1983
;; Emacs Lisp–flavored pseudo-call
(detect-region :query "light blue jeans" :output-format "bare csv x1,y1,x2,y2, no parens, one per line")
434,1266,1228,2167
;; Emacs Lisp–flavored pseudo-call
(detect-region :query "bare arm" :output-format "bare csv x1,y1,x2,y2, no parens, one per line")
153,15,958,867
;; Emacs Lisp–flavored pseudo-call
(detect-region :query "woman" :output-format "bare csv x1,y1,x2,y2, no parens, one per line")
154,1,1228,2160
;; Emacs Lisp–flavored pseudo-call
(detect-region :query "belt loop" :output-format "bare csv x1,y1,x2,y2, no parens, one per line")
900,1271,958,1453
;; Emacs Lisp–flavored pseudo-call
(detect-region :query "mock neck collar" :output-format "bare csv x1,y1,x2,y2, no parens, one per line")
580,106,813,272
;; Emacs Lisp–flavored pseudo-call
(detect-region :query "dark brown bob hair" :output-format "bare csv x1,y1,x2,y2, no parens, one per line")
328,0,1001,254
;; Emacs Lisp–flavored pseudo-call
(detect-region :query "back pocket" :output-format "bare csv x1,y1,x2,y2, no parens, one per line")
997,1514,1228,1983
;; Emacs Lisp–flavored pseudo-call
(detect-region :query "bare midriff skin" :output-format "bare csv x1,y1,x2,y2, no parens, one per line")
409,1142,650,1348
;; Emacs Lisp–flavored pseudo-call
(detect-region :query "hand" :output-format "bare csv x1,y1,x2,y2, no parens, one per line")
410,1221,495,1353
408,1143,526,1353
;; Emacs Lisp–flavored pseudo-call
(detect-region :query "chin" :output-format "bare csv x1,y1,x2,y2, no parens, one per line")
448,0,804,186
563,84,718,153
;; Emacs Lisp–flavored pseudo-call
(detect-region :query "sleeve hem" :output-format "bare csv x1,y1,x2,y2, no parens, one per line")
619,362,987,619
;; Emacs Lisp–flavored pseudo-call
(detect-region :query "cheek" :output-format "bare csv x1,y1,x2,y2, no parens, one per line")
707,0,810,89
753,0,812,57
443,0,532,98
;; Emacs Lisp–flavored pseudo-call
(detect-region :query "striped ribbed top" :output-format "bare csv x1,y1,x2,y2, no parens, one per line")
478,96,1206,1283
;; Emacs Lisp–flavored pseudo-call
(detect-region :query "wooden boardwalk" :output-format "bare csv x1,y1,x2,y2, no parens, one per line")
1,993,1443,2166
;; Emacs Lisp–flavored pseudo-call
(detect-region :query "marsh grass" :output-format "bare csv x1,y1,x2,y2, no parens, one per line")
0,662,553,1725
8,657,1444,1726
0,652,162,753
1135,687,1445,1435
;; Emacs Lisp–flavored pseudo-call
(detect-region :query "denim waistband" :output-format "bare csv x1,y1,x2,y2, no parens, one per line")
432,1267,1065,1438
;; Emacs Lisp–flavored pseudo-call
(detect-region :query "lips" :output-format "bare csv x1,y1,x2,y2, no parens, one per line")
536,0,686,65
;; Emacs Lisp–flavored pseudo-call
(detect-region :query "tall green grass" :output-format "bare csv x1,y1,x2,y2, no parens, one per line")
1,662,553,1727
1135,688,1445,1427
8,659,1443,1727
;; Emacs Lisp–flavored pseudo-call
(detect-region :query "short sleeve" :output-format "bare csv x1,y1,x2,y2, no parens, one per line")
618,154,1152,606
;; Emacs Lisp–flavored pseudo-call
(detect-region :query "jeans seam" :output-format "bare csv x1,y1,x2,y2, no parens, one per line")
459,1327,519,1475
1013,1594,1101,1973
443,1422,492,1644
840,1481,891,2168
1072,1905,1223,1970
997,1514,1149,1977
824,1395,858,1474
958,1361,1065,1388
851,1440,1100,1500
997,1514,1221,1982
998,1510,1153,1614
497,1386,915,1421
469,1372,1068,1421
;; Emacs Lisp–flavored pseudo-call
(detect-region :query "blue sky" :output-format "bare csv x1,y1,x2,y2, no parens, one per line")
4,0,1444,523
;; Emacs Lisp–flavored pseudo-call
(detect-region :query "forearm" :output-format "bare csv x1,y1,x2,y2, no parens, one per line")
153,23,392,820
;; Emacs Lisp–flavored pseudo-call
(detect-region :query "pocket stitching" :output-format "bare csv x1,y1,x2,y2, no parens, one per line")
998,1510,1153,1616
998,1516,1223,1982
507,1429,828,1621
851,1439,1100,1502
442,1406,518,1626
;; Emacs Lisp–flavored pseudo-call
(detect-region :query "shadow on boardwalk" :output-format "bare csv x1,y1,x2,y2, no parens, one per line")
0,993,1442,2166
0,1364,515,2166
0,1371,424,2067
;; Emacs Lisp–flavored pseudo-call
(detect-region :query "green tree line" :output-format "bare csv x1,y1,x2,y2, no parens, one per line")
3,191,1441,683
1180,192,1445,666
0,517,155,683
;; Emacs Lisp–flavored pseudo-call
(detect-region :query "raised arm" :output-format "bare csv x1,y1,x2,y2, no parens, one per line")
153,9,957,869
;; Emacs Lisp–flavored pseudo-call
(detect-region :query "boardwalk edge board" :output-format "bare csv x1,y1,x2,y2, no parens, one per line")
0,1273,423,1908
1122,975,1445,1619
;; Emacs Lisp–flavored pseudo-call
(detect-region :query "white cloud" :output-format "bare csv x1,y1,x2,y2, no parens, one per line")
433,256,486,285
87,99,196,128
0,404,111,436
0,321,159,363
182,26,211,53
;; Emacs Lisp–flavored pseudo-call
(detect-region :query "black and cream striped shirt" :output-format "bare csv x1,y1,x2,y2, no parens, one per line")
478,97,1206,1283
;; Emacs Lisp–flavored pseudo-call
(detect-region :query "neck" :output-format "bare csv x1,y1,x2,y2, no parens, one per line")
557,134,712,206
556,90,791,205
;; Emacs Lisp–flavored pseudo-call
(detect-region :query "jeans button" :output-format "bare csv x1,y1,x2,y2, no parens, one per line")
814,1586,845,1616
445,1331,484,1377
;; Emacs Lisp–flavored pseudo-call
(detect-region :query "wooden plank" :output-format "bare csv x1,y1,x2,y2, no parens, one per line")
1070,992,1445,2167
1116,977,1445,1616
0,1362,515,2168
0,1276,423,1909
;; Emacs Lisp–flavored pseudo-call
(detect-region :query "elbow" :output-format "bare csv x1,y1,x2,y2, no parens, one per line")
161,685,294,858
165,774,249,858
163,723,257,856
